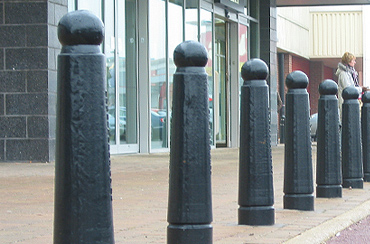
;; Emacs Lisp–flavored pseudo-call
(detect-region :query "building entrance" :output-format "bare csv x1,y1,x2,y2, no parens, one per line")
214,16,230,147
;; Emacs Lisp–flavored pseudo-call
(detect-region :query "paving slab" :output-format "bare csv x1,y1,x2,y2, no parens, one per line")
1,145,370,243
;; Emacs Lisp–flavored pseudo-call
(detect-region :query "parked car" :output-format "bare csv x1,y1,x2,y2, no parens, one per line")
151,110,165,140
310,113,318,141
108,113,126,141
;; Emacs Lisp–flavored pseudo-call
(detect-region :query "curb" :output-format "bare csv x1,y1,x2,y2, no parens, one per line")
283,199,370,244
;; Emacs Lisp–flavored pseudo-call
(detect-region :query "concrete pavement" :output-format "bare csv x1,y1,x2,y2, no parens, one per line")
1,144,370,243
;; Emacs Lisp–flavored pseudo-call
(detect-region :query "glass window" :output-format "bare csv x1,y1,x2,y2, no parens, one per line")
105,0,116,144
121,0,138,144
167,0,184,148
105,0,138,146
185,3,198,41
239,23,248,87
68,0,75,11
200,8,214,145
214,17,227,146
149,0,166,149
78,0,102,19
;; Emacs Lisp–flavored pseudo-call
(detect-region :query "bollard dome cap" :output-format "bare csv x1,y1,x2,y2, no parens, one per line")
363,91,370,103
173,41,208,67
241,59,269,81
342,86,359,100
58,10,104,46
319,79,338,95
285,71,309,89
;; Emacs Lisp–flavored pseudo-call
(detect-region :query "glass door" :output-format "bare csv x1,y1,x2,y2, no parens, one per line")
106,0,139,153
214,17,229,147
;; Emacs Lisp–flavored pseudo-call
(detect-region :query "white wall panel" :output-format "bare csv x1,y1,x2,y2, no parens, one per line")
310,11,363,58
277,7,310,58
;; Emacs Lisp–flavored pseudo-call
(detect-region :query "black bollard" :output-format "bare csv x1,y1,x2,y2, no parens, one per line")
238,59,274,225
362,92,370,182
283,71,314,211
342,86,363,188
167,41,212,244
53,10,114,243
316,80,342,198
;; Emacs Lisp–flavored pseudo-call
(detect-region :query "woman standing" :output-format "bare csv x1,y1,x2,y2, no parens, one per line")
335,52,364,118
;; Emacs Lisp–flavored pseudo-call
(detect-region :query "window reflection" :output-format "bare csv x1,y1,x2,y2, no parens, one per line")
239,24,248,112
149,0,183,150
78,0,101,18
239,24,248,87
105,0,138,145
185,7,198,41
104,0,116,144
167,1,183,148
121,0,138,144
200,9,214,145
149,0,166,149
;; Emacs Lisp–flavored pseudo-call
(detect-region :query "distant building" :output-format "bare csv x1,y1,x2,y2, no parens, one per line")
277,5,369,117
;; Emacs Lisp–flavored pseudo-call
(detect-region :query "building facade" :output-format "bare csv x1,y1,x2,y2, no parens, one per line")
1,0,365,162
68,0,279,155
0,0,66,161
277,6,368,118
0,0,279,161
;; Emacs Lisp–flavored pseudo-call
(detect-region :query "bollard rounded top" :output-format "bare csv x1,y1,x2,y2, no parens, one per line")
362,91,370,103
241,59,269,81
58,10,104,46
285,71,309,89
319,79,338,95
173,41,208,67
342,86,360,100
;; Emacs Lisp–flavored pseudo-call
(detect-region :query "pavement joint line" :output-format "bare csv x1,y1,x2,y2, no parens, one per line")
283,198,370,244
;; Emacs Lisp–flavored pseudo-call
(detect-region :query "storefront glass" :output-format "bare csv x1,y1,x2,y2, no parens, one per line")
200,8,214,145
167,0,184,148
105,0,138,146
120,0,138,145
239,23,248,111
185,4,198,41
149,0,166,149
239,23,248,86
78,0,102,18
70,0,252,154
215,17,227,146
105,0,116,144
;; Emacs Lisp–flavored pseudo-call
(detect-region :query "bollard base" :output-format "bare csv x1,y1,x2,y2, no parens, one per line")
284,194,314,211
167,224,212,244
342,178,363,188
238,206,275,226
364,174,370,182
316,185,342,198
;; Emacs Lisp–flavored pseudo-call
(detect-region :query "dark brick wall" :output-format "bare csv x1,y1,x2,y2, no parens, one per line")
309,61,325,115
282,54,322,115
259,0,278,145
0,0,67,162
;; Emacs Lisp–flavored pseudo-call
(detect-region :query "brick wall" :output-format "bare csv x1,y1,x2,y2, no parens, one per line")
0,1,67,162
309,61,324,115
259,0,278,145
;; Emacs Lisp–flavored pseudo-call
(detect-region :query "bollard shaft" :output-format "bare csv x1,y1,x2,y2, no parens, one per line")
239,81,273,206
238,59,274,226
167,67,212,224
283,71,314,211
342,87,363,188
167,41,212,244
284,90,313,193
54,11,114,244
316,80,342,198
362,92,370,182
